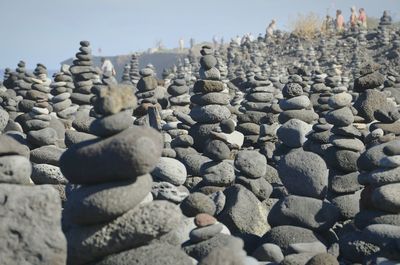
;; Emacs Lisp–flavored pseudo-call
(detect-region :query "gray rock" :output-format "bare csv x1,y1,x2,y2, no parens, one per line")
268,195,339,231
331,190,362,219
181,192,216,217
328,92,352,108
260,225,324,255
0,184,66,265
236,176,273,201
201,161,235,186
252,243,284,263
95,243,193,265
355,210,400,230
363,224,400,250
372,183,400,213
0,134,30,157
65,174,152,225
330,171,363,194
203,139,231,161
305,253,339,265
281,253,315,265
89,110,133,137
0,155,31,184
190,105,231,123
283,83,303,98
60,126,162,184
277,119,312,148
152,157,187,186
30,145,64,166
65,130,97,147
180,153,211,176
31,163,67,185
0,108,9,132
278,149,328,199
184,233,244,261
198,246,247,265
220,184,269,236
189,223,223,243
279,95,311,110
326,147,359,173
27,127,58,146
325,107,354,127
66,201,181,265
152,181,189,203
234,150,267,178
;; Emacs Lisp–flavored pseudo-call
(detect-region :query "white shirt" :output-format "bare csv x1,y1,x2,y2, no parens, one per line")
101,59,114,73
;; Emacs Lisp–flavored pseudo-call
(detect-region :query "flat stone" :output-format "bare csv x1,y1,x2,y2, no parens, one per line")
330,136,365,152
330,171,363,194
236,176,273,201
328,92,352,108
252,243,284,263
0,135,30,157
65,174,152,225
60,126,162,184
326,107,354,126
279,95,311,110
30,145,64,166
193,80,224,93
89,110,133,137
260,225,324,255
152,157,187,186
268,195,339,231
190,105,231,123
372,183,400,213
184,233,244,261
27,127,58,146
189,223,223,243
66,201,181,265
94,243,193,265
31,164,67,185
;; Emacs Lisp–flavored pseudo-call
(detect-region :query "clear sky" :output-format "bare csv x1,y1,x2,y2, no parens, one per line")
0,0,399,70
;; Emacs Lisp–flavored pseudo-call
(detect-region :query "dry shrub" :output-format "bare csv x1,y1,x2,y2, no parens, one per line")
290,12,322,40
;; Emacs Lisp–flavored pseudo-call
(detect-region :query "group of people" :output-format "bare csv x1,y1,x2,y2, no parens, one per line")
324,6,368,33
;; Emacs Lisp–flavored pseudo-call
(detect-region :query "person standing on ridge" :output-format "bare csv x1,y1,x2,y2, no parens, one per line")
358,8,367,29
336,10,345,32
350,6,358,30
101,57,115,76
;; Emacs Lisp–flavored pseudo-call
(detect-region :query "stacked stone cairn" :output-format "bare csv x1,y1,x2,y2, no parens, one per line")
50,64,78,122
189,45,232,151
129,53,141,85
60,83,189,264
70,41,96,107
352,140,400,263
325,92,365,222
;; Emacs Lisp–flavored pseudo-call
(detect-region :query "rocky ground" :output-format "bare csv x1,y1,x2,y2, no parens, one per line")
1,12,400,265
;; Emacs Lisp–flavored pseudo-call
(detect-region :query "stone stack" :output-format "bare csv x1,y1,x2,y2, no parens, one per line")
168,78,191,114
378,11,393,46
352,140,400,262
134,67,161,124
278,76,318,125
121,63,132,84
262,129,335,262
325,92,365,221
70,41,96,106
0,79,19,120
353,63,387,124
238,73,277,147
129,53,141,85
0,135,67,264
50,65,78,121
189,45,232,151
18,63,58,148
61,84,185,264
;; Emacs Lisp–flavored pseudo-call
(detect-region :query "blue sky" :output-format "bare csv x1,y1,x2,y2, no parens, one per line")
0,0,398,70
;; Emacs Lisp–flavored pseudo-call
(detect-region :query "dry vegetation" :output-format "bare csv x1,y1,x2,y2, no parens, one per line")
289,12,322,40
